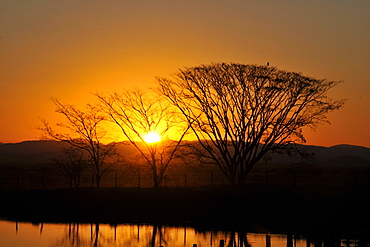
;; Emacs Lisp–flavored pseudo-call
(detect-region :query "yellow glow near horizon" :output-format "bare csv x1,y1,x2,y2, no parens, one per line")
1,1,370,147
143,132,161,144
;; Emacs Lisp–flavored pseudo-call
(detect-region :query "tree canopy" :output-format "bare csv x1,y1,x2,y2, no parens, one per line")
39,98,117,187
158,63,345,186
96,89,189,188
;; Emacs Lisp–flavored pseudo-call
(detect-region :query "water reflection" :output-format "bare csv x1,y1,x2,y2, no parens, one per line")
0,220,366,247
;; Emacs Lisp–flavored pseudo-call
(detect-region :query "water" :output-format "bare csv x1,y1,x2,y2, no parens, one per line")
0,220,362,247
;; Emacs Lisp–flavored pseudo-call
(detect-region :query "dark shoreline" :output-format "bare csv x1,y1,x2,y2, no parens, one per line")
0,186,369,236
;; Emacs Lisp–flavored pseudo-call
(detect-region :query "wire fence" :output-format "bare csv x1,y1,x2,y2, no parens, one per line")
1,169,369,192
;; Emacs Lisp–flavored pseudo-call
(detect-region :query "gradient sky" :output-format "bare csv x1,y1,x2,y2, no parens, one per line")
0,1,369,147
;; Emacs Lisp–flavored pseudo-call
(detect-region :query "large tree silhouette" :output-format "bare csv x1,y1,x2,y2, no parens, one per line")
40,98,117,187
158,63,345,186
97,90,189,188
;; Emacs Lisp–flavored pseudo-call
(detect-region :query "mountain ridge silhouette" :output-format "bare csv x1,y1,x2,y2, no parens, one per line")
0,140,369,168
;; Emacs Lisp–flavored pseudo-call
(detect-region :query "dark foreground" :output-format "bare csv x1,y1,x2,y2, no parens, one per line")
0,186,369,237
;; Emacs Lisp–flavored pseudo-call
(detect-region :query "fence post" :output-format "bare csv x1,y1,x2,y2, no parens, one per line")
220,239,225,247
41,177,45,190
115,171,118,188
138,171,141,188
326,172,329,188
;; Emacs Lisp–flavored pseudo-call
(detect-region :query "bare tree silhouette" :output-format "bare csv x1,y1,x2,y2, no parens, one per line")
40,98,118,187
158,63,345,186
51,147,89,188
97,89,189,188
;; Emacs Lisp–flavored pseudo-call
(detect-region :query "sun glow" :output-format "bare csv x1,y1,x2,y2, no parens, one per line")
143,132,161,144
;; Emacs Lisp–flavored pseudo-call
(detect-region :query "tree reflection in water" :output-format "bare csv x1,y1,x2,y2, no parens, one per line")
224,231,252,247
51,223,88,247
2,221,368,247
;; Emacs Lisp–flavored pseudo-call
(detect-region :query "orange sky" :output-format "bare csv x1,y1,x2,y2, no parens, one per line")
0,1,369,147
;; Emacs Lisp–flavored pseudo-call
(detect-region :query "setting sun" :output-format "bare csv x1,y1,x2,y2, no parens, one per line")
143,132,161,144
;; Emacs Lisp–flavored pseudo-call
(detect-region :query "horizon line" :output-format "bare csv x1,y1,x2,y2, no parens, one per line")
0,139,369,149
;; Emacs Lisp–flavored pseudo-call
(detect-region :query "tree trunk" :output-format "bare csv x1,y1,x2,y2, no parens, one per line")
95,174,101,188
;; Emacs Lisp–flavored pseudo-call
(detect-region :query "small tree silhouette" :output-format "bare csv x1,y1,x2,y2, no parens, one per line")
97,89,189,188
51,147,89,188
40,98,118,187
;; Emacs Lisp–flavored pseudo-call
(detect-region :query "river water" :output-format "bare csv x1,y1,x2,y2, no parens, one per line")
0,220,362,247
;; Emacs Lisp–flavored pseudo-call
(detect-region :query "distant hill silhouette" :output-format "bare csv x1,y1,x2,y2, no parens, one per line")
266,144,370,167
0,140,370,169
307,144,370,162
0,140,69,164
0,140,64,155
322,155,370,168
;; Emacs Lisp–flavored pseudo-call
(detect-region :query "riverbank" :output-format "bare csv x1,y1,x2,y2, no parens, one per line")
0,186,369,235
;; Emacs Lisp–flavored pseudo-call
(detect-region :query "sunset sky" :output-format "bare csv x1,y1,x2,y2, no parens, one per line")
0,1,369,147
